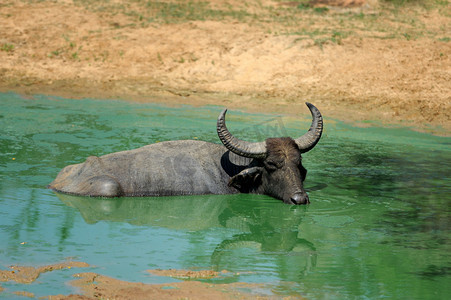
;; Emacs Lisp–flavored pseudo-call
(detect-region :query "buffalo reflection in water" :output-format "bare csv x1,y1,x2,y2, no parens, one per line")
58,193,318,281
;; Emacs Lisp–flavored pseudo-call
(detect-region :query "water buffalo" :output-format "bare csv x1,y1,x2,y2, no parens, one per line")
48,102,323,204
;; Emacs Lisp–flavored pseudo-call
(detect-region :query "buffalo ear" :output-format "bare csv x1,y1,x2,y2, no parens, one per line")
228,167,263,192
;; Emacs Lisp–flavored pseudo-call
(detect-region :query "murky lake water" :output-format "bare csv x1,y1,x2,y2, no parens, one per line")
0,92,450,299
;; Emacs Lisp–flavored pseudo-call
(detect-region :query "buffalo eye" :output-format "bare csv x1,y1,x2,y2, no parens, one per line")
264,160,281,172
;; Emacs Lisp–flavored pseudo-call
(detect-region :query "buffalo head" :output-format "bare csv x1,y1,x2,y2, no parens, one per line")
217,103,323,205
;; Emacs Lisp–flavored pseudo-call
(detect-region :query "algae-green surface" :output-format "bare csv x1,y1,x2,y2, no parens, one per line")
0,93,450,299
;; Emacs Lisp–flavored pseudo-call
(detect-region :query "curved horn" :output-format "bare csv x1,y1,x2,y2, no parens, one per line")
217,109,267,159
295,102,323,153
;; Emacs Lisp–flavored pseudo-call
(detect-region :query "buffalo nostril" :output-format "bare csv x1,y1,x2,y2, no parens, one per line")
291,193,309,205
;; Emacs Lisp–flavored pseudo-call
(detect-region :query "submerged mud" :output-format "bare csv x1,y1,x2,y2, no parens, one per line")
148,269,226,279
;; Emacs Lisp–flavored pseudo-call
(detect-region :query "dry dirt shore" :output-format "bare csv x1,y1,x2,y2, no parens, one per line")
0,0,450,134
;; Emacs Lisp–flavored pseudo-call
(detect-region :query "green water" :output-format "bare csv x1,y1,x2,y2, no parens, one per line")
0,92,450,299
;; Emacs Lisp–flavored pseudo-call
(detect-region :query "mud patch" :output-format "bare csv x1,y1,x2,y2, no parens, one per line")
0,264,302,299
0,261,90,284
56,272,304,300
